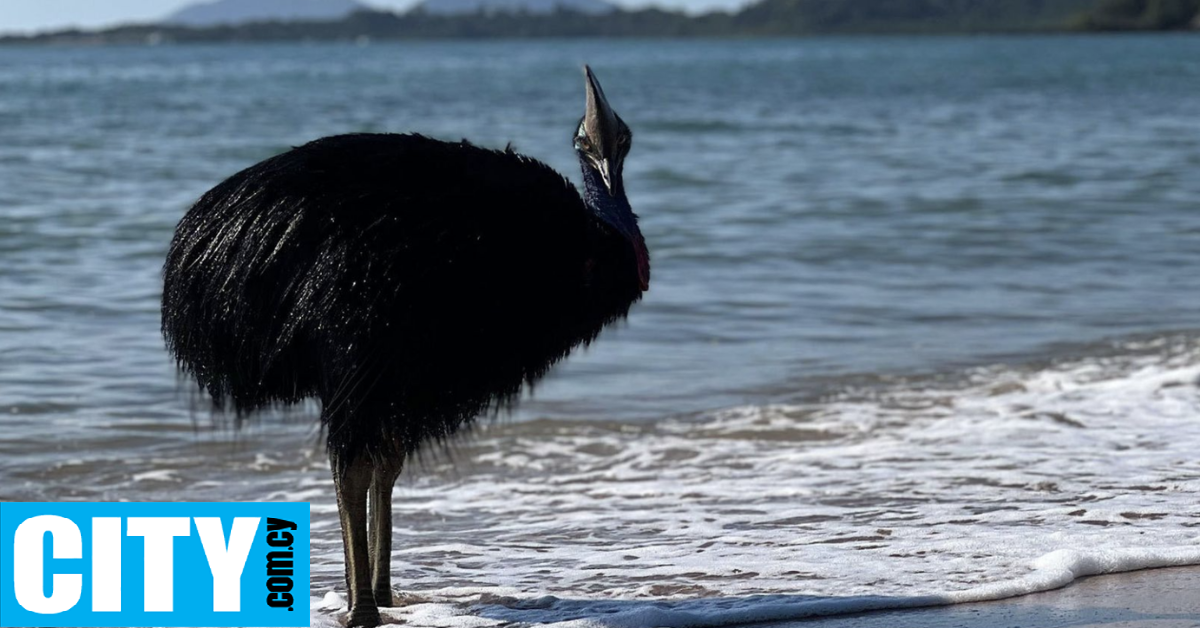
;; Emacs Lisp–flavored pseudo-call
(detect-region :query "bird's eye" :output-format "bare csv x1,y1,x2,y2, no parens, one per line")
575,136,592,152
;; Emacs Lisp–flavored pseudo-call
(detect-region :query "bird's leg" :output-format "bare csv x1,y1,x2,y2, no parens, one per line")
368,455,404,608
331,451,380,628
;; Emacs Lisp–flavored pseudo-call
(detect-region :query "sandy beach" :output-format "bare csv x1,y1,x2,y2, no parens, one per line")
762,567,1200,628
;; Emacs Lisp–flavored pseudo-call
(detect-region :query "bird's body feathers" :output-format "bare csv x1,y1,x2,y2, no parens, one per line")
162,133,644,464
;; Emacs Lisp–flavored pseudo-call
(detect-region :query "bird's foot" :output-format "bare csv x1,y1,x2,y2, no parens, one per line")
347,595,381,628
373,588,394,608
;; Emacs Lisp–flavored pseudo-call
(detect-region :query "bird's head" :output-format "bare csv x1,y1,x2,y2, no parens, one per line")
575,65,632,197
575,65,649,292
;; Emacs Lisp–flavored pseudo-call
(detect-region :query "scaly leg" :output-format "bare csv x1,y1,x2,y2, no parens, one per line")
332,451,380,627
368,455,404,607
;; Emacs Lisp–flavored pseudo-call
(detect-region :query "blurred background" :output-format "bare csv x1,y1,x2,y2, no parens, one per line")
2,1,1200,624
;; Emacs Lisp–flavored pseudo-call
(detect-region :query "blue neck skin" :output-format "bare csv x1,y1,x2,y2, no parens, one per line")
580,160,637,240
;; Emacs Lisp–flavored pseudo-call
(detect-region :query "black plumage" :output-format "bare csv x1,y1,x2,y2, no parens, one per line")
163,132,642,461
161,67,647,626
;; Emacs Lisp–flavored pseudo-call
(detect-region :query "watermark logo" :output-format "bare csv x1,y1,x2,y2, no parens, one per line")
0,502,309,627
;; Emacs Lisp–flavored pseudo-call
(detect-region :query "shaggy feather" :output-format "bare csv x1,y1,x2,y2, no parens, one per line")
162,133,646,468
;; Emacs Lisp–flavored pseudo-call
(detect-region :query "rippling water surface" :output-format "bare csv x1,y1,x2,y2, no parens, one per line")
2,36,1200,627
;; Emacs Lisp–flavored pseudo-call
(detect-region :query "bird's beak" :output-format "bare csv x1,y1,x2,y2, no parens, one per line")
597,158,614,194
583,65,619,194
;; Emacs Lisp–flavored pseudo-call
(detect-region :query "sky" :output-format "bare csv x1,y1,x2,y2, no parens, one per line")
0,0,742,34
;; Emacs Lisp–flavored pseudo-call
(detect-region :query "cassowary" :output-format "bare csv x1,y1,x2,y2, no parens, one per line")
161,66,648,626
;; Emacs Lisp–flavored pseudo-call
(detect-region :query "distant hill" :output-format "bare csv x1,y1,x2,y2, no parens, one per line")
165,0,365,26
416,0,614,15
1077,0,1200,30
4,0,1198,44
733,0,1102,34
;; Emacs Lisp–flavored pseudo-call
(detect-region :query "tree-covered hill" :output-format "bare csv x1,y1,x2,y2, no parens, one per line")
2,0,1196,44
165,0,365,26
1075,0,1200,30
733,0,1101,35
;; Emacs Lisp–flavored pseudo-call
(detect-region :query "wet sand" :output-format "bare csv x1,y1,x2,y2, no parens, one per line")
761,567,1200,628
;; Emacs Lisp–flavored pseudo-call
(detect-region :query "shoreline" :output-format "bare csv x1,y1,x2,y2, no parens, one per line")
760,567,1200,628
3,30,1200,47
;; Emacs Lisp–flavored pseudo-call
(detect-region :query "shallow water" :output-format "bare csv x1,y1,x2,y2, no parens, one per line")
1,36,1200,626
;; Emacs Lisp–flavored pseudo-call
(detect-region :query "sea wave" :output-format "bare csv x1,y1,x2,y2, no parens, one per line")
302,333,1200,627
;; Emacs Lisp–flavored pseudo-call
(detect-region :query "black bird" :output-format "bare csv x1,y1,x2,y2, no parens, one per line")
162,66,648,626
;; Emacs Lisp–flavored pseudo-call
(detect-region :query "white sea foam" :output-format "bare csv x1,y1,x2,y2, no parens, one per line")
35,334,1193,628
307,548,1200,628
290,335,1200,627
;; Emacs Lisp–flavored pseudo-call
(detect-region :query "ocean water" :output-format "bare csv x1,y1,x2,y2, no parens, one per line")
2,36,1200,627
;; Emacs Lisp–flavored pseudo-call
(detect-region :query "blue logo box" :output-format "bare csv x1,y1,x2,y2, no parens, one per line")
0,502,309,627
